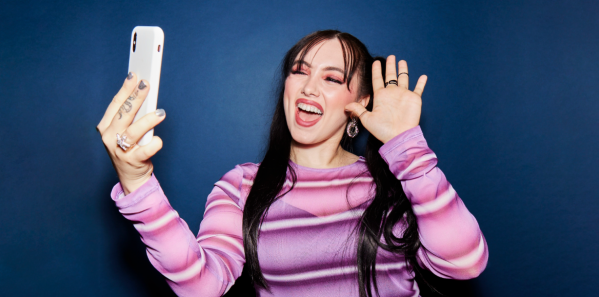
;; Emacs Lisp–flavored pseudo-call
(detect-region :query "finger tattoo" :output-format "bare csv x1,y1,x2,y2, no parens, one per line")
122,101,132,112
118,90,139,120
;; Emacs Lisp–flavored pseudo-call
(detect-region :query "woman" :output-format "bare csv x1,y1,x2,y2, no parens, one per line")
97,30,488,297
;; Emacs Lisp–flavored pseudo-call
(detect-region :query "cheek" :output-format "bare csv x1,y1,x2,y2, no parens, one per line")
325,88,356,111
283,79,295,119
284,76,302,94
284,79,298,103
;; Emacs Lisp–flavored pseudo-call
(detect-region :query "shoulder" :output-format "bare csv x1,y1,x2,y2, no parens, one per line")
237,162,260,180
237,163,259,210
216,162,259,184
213,162,259,210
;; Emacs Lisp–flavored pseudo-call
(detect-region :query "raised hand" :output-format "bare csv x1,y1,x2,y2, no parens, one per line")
345,56,427,144
97,73,165,195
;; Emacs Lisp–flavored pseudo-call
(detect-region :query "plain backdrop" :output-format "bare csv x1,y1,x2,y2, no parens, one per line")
1,0,598,296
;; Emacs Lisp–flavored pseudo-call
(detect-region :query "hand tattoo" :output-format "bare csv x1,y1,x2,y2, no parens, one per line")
118,90,139,120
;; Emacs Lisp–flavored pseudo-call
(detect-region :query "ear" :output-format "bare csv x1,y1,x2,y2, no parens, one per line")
358,94,370,109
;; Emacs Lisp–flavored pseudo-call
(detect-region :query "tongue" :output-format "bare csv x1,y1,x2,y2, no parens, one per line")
298,109,321,122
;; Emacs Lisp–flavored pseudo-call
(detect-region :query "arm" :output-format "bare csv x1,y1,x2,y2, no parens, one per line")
379,126,488,279
110,166,246,296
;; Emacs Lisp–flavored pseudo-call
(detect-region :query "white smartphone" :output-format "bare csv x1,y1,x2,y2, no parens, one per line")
128,26,164,146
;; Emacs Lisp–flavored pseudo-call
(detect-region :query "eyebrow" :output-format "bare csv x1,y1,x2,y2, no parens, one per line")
294,61,345,75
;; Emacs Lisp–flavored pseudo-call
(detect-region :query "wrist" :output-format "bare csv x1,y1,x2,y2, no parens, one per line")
119,169,154,195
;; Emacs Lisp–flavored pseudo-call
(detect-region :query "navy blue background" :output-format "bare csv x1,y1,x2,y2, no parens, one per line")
1,0,598,296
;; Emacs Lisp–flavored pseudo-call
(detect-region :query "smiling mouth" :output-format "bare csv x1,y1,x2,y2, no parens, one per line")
297,102,323,115
295,100,323,127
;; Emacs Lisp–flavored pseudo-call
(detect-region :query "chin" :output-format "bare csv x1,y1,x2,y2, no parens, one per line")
290,126,345,147
290,131,322,146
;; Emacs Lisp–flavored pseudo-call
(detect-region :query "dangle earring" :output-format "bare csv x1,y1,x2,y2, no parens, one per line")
346,116,359,138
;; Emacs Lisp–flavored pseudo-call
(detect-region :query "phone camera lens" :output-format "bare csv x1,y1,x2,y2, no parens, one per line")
132,33,137,52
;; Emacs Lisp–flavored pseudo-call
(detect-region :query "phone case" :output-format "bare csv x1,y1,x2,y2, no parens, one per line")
128,26,164,146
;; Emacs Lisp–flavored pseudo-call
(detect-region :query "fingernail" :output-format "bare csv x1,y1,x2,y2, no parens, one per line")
155,109,165,117
138,80,147,90
127,72,133,80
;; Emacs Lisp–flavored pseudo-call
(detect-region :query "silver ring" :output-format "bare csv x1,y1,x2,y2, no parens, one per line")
385,80,398,87
398,72,409,77
116,133,134,151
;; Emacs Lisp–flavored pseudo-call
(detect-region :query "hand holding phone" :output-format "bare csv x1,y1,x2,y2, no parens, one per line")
96,26,165,194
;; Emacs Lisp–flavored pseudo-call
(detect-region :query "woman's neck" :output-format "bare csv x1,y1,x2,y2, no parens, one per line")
290,136,359,169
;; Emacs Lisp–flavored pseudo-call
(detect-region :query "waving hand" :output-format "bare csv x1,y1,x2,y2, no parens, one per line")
345,56,427,144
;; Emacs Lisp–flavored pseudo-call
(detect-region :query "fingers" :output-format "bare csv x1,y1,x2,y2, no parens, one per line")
345,102,369,123
413,75,428,96
108,79,150,134
385,55,398,85
120,109,166,149
97,72,138,134
372,60,385,91
397,60,409,89
133,136,164,161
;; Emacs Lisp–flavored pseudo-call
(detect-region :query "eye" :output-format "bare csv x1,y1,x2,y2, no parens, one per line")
325,76,343,84
291,66,308,75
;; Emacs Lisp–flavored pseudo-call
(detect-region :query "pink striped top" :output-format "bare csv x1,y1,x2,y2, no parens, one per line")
110,126,488,297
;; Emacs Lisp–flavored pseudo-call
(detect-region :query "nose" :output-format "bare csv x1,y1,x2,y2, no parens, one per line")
301,74,320,97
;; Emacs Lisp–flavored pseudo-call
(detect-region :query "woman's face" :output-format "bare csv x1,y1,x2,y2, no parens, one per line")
284,39,368,146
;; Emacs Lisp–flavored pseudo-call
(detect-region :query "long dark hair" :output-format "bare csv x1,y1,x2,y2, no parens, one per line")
242,30,424,297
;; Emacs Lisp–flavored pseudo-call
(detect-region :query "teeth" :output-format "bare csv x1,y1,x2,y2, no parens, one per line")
297,102,323,115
